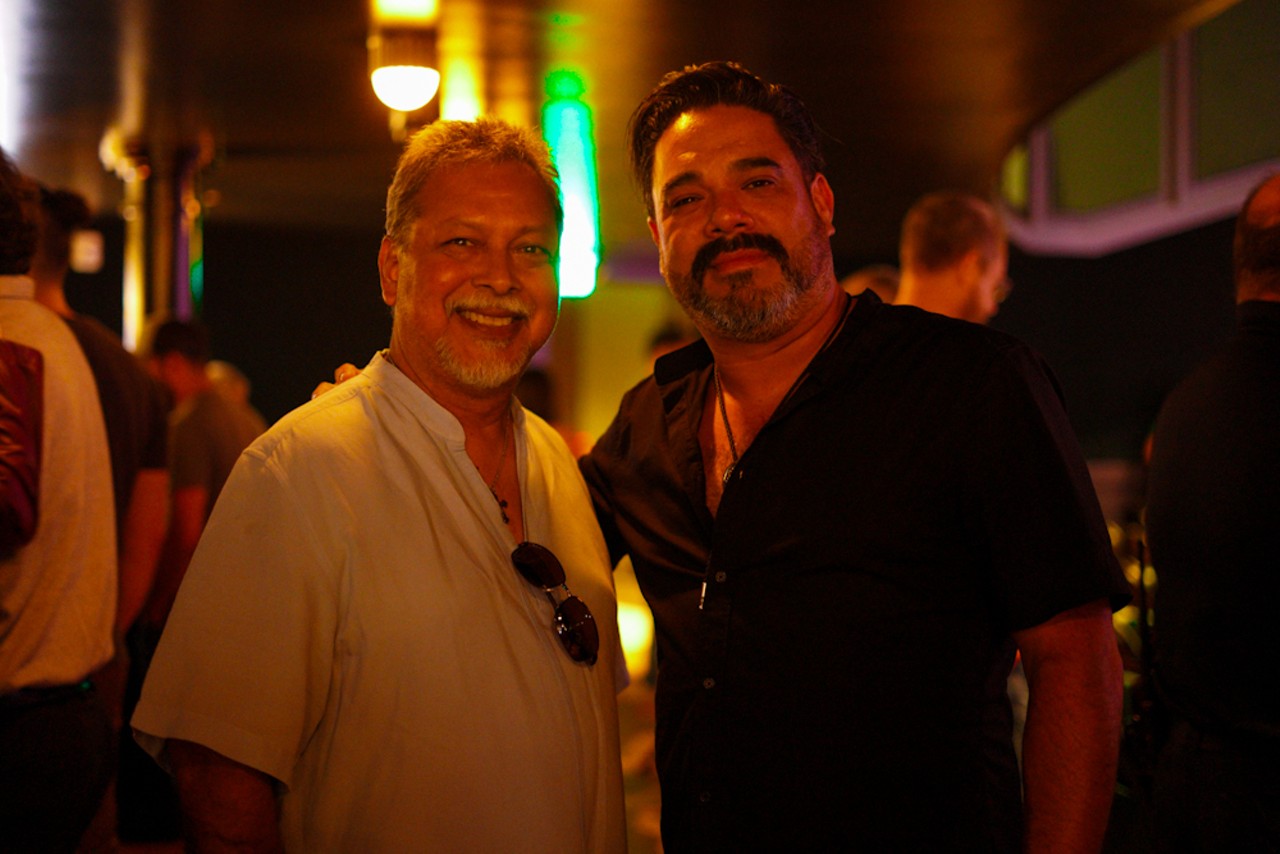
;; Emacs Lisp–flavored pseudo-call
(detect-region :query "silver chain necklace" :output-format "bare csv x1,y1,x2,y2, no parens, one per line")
711,293,855,490
713,365,739,487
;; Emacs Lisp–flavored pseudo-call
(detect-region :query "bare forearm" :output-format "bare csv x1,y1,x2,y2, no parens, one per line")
116,469,169,633
169,739,284,853
1016,600,1124,853
143,485,208,626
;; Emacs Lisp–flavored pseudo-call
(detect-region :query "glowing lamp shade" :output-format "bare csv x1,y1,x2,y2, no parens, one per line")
371,65,441,112
368,21,439,113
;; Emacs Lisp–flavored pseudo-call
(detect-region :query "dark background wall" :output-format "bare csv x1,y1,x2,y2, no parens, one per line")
1000,218,1236,460
68,220,394,425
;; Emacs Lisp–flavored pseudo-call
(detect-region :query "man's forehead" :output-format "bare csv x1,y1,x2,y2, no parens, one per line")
655,104,793,188
417,162,556,221
654,105,789,167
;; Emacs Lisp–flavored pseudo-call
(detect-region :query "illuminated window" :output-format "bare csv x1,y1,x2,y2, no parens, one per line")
1002,0,1280,256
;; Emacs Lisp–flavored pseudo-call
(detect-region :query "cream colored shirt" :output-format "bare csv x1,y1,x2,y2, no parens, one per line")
133,351,625,852
0,275,115,692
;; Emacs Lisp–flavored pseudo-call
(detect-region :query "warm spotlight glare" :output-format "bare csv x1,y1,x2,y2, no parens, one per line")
617,602,654,682
371,65,441,112
0,0,29,153
440,58,482,120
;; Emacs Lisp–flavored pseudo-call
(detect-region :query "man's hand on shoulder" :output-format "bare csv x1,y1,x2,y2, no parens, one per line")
310,363,362,400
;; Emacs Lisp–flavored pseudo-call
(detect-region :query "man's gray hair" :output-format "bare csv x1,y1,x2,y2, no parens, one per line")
384,117,563,249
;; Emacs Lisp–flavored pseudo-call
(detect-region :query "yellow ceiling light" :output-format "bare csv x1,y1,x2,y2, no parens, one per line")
368,0,440,113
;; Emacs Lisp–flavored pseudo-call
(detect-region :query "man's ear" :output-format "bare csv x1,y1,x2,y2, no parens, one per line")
810,173,836,238
958,248,985,287
378,237,400,307
648,215,660,246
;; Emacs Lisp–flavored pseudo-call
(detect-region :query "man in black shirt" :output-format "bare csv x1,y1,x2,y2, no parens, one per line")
582,62,1129,852
1145,172,1280,852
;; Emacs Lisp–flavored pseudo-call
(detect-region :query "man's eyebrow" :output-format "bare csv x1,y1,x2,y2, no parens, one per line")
731,156,783,173
658,157,784,202
659,171,699,201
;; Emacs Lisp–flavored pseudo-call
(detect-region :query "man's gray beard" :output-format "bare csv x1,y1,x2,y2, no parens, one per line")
433,337,530,392
668,230,828,343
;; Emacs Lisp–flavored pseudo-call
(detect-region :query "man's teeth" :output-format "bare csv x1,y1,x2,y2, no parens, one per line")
459,310,514,327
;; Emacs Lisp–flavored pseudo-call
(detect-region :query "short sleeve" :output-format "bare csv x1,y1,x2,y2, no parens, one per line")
132,449,341,787
958,339,1129,631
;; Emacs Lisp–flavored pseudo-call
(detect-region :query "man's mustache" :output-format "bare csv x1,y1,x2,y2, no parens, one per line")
691,233,789,284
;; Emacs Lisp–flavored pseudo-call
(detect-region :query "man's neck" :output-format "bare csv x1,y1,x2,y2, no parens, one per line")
895,270,967,319
32,279,73,318
385,343,512,436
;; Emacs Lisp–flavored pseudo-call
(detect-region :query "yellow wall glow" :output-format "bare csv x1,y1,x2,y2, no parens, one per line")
371,0,438,25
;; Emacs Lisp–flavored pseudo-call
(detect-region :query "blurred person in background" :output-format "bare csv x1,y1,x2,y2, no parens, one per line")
0,148,116,851
1145,172,1280,853
839,262,899,303
31,181,174,844
895,190,1010,324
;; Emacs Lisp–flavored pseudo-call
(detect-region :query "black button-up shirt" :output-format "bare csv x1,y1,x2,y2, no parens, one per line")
582,293,1129,851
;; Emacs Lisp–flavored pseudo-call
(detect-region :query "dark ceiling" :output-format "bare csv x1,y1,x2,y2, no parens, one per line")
11,0,1239,272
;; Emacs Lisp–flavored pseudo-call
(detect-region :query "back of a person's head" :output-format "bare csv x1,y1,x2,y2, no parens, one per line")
384,117,562,250
1233,173,1280,302
628,61,825,217
31,185,92,282
150,319,212,365
900,191,1004,274
840,264,900,302
0,149,38,276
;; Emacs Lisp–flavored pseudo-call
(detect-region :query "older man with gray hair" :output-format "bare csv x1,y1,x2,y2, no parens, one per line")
132,119,625,852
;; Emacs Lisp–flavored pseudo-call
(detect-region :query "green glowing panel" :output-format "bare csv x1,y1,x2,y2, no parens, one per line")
1050,51,1161,212
542,71,600,299
190,257,204,313
1000,144,1029,214
1193,0,1280,178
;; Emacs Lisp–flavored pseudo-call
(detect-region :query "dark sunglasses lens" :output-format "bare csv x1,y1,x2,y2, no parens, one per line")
511,542,565,588
555,596,599,665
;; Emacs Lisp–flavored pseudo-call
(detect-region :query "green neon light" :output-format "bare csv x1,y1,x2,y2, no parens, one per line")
542,70,599,299
190,256,204,312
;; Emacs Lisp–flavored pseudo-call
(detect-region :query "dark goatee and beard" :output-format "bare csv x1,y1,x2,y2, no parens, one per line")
665,227,830,343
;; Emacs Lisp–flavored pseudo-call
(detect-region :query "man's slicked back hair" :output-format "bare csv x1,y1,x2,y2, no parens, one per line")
628,61,826,218
384,117,562,249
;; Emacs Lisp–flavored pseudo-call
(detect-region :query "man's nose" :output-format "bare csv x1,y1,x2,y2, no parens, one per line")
707,190,754,236
474,247,519,292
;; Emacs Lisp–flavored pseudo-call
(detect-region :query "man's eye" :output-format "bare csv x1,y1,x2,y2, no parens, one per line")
667,194,699,210
518,244,551,256
745,178,775,190
445,237,474,247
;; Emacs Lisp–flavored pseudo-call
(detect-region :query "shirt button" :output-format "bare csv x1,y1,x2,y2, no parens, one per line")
714,571,726,583
703,677,716,689
699,791,712,803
